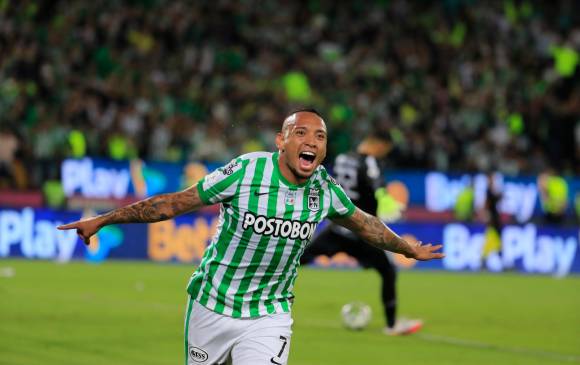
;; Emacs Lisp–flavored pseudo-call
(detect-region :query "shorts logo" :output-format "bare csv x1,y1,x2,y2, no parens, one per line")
188,346,208,363
307,188,319,211
242,212,317,240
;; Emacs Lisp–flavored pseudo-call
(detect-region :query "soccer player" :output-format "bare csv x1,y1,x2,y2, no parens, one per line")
300,133,423,335
58,110,443,365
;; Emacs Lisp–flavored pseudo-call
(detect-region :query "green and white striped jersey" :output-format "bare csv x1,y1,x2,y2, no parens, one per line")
187,151,356,318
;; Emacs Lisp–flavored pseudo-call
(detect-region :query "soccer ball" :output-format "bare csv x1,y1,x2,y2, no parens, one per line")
341,302,372,330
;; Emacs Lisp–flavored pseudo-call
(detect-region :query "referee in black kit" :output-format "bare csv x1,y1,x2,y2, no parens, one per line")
300,132,422,335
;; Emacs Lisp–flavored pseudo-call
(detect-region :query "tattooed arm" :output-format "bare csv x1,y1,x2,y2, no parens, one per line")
57,185,204,245
331,207,444,261
100,186,202,224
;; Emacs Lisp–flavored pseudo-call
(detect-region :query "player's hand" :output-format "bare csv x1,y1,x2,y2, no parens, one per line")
407,242,445,261
57,216,104,245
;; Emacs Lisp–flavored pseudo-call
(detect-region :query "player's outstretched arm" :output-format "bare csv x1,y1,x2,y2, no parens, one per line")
57,185,205,245
331,207,444,261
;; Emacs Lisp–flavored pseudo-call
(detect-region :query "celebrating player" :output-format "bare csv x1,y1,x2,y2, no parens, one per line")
58,110,444,365
301,133,422,335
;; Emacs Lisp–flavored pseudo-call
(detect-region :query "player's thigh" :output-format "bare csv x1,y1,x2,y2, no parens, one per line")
230,313,293,365
231,334,291,365
185,299,236,365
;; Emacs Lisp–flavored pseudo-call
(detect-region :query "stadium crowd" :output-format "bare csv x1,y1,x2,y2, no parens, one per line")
1,0,579,190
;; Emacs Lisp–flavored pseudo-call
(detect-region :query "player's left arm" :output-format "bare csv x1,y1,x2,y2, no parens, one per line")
331,207,444,261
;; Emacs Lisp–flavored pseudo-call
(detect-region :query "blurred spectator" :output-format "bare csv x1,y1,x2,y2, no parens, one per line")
537,167,569,225
1,0,579,190
454,179,475,222
190,122,232,162
0,126,20,188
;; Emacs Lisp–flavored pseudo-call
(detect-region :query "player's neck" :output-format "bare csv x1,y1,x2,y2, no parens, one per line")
277,154,308,186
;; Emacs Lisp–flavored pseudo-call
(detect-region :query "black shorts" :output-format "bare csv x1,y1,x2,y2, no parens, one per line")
301,224,395,271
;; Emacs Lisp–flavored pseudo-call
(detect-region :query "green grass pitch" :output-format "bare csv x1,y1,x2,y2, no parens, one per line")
1,259,579,365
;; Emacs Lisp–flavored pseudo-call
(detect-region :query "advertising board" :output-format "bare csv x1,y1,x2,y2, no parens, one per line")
2,207,578,276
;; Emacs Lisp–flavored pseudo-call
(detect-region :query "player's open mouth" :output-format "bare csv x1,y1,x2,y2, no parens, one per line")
299,151,316,169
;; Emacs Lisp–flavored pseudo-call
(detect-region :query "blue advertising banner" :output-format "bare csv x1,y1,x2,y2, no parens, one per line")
0,208,84,261
61,158,580,223
391,222,579,277
0,207,220,264
1,207,579,276
388,171,580,223
61,158,221,199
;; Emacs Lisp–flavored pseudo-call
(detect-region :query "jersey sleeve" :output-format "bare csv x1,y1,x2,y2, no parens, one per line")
326,177,357,219
196,158,244,205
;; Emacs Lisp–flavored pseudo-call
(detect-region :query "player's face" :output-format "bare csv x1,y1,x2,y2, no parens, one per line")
276,112,327,184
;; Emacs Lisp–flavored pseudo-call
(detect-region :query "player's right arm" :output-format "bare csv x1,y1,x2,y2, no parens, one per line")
57,185,206,245
58,156,246,245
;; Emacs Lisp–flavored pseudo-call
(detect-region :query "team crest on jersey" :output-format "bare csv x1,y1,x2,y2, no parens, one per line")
285,190,296,205
307,188,319,211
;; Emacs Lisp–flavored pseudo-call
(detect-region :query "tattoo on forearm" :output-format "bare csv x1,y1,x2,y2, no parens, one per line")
346,209,412,255
102,187,202,225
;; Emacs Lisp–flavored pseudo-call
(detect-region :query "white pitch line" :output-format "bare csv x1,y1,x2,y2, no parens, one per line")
417,333,580,363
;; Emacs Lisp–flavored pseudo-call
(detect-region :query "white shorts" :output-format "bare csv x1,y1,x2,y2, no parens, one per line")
184,299,293,365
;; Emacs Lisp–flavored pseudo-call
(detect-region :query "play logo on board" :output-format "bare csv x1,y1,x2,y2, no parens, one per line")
0,208,78,261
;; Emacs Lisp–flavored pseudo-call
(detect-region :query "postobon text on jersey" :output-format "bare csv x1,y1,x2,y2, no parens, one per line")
242,212,317,240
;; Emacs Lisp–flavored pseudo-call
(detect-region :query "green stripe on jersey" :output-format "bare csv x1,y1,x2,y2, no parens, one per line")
328,183,356,218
